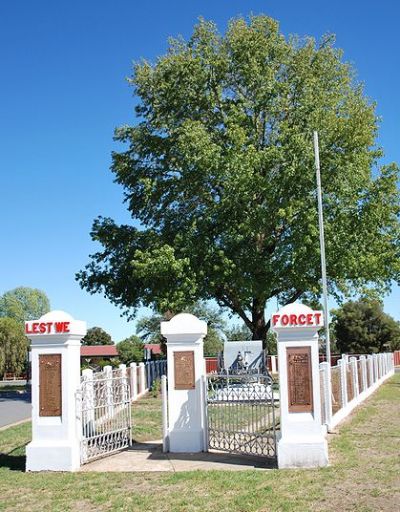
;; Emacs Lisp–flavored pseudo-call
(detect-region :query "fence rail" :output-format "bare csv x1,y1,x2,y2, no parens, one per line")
319,352,394,431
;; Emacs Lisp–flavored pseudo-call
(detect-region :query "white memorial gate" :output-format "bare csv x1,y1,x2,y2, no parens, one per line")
25,305,394,472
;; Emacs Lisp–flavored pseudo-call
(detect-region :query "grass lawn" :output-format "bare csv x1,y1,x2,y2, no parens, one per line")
0,376,399,511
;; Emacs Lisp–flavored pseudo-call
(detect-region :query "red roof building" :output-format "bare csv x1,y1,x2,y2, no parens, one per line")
144,344,163,355
81,345,119,358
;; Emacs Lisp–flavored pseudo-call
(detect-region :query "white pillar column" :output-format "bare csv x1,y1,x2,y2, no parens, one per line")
338,358,347,408
129,362,138,401
161,313,207,453
360,356,367,392
139,362,146,395
271,355,277,374
25,310,86,472
272,304,328,468
367,355,373,387
350,357,359,398
373,354,378,382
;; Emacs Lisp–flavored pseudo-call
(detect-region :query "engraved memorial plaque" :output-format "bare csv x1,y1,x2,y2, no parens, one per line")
287,347,313,413
39,354,62,416
174,351,195,390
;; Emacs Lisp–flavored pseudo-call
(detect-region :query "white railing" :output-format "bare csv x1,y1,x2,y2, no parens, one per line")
319,352,395,431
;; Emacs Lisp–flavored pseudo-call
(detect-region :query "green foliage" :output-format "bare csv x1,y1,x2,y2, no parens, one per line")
117,335,144,364
224,323,252,341
82,326,113,345
0,287,50,324
0,318,29,376
150,378,161,398
333,299,400,353
77,15,400,344
136,302,225,356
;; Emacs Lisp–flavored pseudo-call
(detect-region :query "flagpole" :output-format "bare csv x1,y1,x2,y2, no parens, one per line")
313,131,331,365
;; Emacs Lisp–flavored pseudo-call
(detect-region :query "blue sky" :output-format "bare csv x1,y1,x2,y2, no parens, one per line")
1,1,399,342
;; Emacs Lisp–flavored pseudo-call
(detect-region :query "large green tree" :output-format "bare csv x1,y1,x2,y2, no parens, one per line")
82,326,113,346
0,318,29,376
77,16,400,344
0,287,50,324
333,299,400,354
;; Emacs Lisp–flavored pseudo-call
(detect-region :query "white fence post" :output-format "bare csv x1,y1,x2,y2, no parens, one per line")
373,354,378,382
360,356,367,392
130,362,138,401
103,365,113,416
350,357,359,399
367,355,373,387
320,362,332,427
338,358,347,408
271,355,277,374
139,363,146,395
161,375,169,452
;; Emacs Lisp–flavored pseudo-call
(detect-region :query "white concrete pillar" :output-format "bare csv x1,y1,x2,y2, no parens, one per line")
373,354,378,382
161,313,207,453
139,362,146,395
360,356,367,392
367,355,373,387
338,359,347,408
272,304,328,468
271,355,277,374
320,361,332,427
25,310,86,472
350,357,359,398
129,362,138,401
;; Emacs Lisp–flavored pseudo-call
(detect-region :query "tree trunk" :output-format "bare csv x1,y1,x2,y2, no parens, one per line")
252,309,268,348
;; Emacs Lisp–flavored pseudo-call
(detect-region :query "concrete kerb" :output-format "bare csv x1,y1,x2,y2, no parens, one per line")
0,417,30,432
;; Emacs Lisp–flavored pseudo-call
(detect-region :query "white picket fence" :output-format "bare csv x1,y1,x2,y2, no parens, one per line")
319,352,395,430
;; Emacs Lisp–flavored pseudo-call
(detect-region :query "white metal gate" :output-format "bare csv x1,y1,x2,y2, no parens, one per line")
206,372,278,458
79,368,132,464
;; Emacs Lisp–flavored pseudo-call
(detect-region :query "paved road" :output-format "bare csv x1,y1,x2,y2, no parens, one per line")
0,391,31,428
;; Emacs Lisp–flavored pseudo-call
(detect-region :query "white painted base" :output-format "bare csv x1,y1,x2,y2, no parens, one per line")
169,429,204,453
26,441,80,472
277,437,328,468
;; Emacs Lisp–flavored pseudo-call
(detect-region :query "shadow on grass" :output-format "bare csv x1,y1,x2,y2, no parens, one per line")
0,446,27,471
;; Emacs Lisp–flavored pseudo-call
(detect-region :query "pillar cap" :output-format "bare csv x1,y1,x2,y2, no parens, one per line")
161,313,207,337
25,310,87,339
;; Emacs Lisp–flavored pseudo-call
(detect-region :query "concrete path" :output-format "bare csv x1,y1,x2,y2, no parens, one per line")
81,442,276,472
0,391,31,428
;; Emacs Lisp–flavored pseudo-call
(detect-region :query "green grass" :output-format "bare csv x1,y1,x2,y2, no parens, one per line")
0,375,399,511
131,393,162,442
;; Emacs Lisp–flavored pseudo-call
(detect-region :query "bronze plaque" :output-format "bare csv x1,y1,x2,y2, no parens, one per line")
39,354,62,416
287,347,313,413
174,351,195,390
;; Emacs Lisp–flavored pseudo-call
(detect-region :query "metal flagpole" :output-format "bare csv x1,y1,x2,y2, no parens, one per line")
313,131,331,366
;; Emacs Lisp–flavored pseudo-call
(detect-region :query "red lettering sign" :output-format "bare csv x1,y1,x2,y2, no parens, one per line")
272,311,323,328
25,320,70,335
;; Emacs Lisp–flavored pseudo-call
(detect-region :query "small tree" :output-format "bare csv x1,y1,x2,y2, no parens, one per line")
0,287,50,324
333,299,400,353
0,318,29,376
82,326,113,346
117,335,144,364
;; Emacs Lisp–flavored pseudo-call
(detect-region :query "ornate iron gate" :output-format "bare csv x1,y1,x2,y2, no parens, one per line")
206,373,277,458
79,369,132,464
